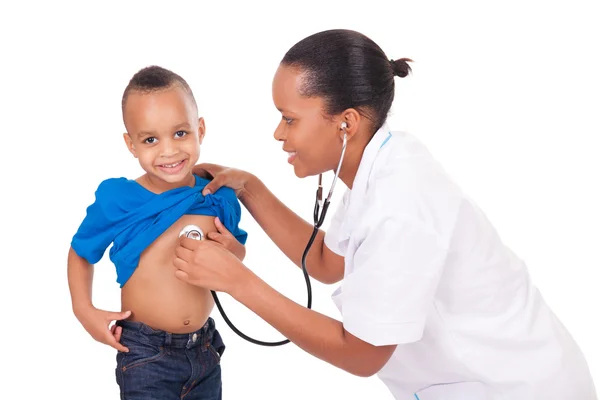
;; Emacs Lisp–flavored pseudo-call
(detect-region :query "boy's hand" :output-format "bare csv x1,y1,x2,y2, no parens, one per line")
75,306,131,352
206,217,246,261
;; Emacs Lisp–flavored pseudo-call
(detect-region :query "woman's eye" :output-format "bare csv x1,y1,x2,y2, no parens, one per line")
144,137,157,144
175,130,187,138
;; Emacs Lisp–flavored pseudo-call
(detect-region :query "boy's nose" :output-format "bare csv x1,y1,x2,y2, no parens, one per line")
160,138,178,156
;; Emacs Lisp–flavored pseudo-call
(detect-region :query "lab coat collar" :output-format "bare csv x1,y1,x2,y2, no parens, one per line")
337,123,392,241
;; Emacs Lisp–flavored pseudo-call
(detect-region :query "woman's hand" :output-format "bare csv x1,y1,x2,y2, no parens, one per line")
173,235,251,296
207,217,246,261
192,163,255,199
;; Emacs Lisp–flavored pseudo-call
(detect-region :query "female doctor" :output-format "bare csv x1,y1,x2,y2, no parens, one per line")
175,29,597,399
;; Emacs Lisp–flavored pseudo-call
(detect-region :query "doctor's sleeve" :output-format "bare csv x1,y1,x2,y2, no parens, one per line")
340,214,447,346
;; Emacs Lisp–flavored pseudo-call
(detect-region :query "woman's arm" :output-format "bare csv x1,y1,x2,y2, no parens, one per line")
241,176,344,284
194,164,344,284
173,239,396,377
237,268,397,377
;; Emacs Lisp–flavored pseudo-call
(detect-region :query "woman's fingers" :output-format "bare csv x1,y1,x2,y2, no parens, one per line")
174,243,194,262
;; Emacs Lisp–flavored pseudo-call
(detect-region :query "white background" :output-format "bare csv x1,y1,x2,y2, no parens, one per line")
1,0,598,398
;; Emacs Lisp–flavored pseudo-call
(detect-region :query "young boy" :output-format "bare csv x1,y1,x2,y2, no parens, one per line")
67,65,247,399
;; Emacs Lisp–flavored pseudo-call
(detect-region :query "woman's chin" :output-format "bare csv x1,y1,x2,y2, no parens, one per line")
292,165,314,179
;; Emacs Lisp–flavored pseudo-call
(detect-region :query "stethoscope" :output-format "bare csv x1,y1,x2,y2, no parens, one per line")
180,122,348,346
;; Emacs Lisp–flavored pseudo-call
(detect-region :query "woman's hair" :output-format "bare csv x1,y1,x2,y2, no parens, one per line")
281,29,411,133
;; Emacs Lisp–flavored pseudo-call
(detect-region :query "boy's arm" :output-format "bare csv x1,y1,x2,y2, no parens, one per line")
68,247,94,313
68,247,130,352
68,178,132,352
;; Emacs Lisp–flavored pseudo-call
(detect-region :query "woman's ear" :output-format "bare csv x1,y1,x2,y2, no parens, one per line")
339,108,361,141
123,133,137,158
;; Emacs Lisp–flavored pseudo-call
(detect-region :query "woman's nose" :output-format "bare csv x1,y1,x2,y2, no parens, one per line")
273,121,286,142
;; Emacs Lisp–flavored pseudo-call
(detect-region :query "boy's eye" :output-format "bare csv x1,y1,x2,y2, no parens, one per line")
282,116,293,125
144,137,157,144
175,130,187,138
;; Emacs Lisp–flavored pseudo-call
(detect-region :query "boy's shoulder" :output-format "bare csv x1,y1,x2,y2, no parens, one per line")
91,177,147,210
95,176,130,192
93,177,136,197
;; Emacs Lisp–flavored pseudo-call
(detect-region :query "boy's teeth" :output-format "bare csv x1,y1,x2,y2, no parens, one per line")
163,161,181,168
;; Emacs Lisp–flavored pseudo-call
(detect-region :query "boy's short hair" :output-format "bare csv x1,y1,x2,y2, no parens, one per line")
122,65,198,114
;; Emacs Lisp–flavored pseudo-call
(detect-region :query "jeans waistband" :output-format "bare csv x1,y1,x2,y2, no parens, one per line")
116,318,215,349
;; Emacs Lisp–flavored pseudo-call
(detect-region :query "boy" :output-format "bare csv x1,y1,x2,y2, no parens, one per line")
67,65,247,399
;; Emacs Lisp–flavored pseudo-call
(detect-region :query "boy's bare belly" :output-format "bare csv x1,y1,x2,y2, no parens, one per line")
121,215,217,334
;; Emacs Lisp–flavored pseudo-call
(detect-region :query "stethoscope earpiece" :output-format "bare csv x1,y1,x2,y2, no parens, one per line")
315,123,348,227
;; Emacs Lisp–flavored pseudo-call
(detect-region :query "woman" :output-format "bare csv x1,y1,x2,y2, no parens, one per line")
174,29,596,399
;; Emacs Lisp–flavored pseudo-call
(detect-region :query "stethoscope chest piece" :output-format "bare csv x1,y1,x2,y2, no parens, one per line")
179,224,204,241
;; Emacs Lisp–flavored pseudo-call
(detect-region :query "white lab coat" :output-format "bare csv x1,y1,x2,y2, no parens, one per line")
324,123,597,399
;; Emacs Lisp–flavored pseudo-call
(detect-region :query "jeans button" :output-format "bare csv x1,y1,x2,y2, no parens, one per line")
192,333,197,342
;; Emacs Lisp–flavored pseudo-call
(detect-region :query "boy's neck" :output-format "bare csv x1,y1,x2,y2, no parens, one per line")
138,173,196,194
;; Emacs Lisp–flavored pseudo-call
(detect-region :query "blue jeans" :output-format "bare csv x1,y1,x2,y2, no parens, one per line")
115,318,225,400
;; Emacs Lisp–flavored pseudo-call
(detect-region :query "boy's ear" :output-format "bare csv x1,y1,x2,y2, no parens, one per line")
197,117,206,144
123,133,137,158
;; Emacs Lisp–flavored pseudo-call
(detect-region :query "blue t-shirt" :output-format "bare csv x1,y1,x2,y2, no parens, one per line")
71,175,248,287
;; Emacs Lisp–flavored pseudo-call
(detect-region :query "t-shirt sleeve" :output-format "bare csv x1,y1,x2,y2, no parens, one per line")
323,190,349,256
214,186,248,245
70,180,118,264
340,212,447,346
